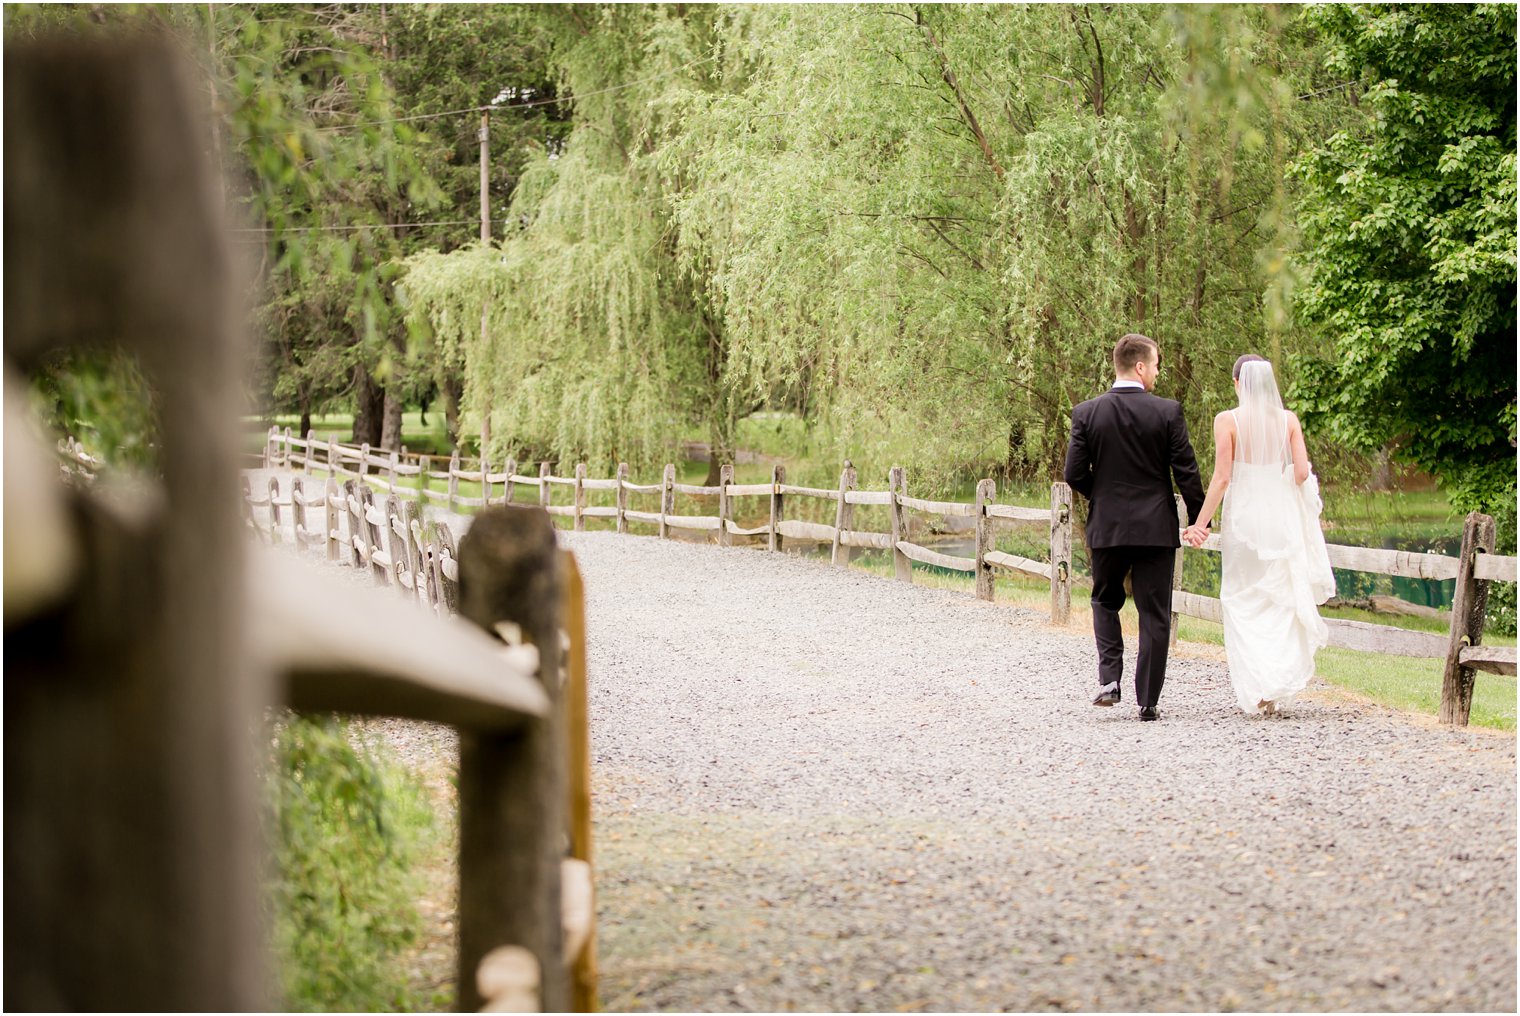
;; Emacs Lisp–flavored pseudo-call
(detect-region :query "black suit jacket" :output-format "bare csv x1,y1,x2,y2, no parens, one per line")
1063,387,1205,549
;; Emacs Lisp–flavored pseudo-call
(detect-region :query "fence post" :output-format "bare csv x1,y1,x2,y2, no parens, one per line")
432,522,459,617
559,551,598,1012
282,427,292,469
363,485,387,584
383,493,407,594
830,461,855,566
387,451,399,494
343,479,363,569
355,442,368,480
239,475,255,534
1170,494,1186,647
290,476,307,548
718,464,734,547
448,450,460,511
403,500,425,601
975,478,996,601
267,476,282,544
769,465,785,552
615,463,629,534
573,463,587,532
889,467,912,582
5,39,265,1004
539,462,552,513
1049,481,1073,624
350,479,368,570
327,432,338,476
455,509,567,1012
263,424,276,469
1439,511,1499,725
302,430,314,474
325,477,340,562
482,456,493,507
659,464,675,539
504,458,517,506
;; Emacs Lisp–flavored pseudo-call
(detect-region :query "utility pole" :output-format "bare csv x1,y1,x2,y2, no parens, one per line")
478,110,492,457
479,111,491,243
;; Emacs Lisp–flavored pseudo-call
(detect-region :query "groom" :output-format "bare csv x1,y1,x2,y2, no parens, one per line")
1064,334,1205,721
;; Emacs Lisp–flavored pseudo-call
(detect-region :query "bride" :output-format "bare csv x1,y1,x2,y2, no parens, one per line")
1183,355,1336,714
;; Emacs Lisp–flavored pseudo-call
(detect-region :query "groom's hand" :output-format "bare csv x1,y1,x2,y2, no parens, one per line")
1182,524,1208,548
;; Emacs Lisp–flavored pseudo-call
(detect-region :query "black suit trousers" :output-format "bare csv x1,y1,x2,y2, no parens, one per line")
1089,545,1175,709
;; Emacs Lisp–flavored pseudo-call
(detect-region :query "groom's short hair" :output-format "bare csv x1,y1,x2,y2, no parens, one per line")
1113,333,1158,374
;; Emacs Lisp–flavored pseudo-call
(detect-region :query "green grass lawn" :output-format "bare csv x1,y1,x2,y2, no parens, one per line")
825,546,1516,731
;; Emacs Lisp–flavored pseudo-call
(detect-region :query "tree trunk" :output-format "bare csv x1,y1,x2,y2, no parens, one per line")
1371,444,1394,491
351,363,385,447
380,390,404,452
1005,419,1028,479
443,372,464,447
298,387,312,445
703,409,734,488
698,300,732,488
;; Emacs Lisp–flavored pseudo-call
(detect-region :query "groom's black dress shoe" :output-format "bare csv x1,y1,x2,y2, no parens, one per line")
1139,706,1160,721
1092,682,1120,706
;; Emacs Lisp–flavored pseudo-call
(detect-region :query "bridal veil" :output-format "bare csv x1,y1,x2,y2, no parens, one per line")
1219,360,1335,712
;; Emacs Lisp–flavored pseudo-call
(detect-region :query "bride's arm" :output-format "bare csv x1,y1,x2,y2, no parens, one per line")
1187,412,1235,539
1287,411,1311,485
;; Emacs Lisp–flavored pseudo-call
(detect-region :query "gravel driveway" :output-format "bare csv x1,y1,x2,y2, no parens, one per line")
246,475,1516,1011
560,530,1515,1013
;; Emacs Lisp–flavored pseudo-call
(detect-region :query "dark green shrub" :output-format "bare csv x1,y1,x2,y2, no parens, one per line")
265,716,437,1011
1485,497,1517,638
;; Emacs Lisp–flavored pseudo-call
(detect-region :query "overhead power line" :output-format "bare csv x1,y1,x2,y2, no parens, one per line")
230,217,497,234
239,54,720,141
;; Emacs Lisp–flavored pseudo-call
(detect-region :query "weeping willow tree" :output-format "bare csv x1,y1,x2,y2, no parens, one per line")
401,5,733,475
665,4,1345,489
403,4,1350,490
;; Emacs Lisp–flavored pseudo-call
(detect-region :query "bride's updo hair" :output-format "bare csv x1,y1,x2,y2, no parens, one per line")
1233,353,1267,380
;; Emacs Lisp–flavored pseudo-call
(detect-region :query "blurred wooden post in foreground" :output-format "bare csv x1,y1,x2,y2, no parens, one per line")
3,36,262,1009
560,551,599,1011
455,508,568,1011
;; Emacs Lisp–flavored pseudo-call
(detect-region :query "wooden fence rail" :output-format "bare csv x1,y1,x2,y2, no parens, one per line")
258,429,1517,726
8,32,590,1010
259,429,1078,624
239,475,599,1007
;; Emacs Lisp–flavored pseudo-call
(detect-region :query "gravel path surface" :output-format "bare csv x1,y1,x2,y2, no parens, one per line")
560,531,1515,1013
246,475,1516,1011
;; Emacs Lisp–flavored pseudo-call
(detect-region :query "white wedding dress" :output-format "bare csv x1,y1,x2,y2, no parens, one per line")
1219,363,1336,713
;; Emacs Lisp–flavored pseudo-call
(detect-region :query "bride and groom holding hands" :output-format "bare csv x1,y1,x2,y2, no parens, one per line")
1064,333,1335,721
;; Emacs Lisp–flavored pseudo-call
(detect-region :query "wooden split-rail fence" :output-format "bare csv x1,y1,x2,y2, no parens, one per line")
258,426,1079,623
259,428,1517,726
8,33,594,1009
243,470,463,616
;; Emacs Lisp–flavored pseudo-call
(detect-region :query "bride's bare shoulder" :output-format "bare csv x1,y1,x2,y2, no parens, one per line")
1212,409,1236,429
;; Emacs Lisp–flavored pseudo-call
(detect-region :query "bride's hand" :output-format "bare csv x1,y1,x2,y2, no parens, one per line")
1182,523,1209,547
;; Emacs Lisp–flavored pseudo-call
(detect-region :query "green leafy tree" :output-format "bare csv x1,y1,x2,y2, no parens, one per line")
402,4,736,475
1288,3,1517,516
666,4,1342,489
211,3,444,447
